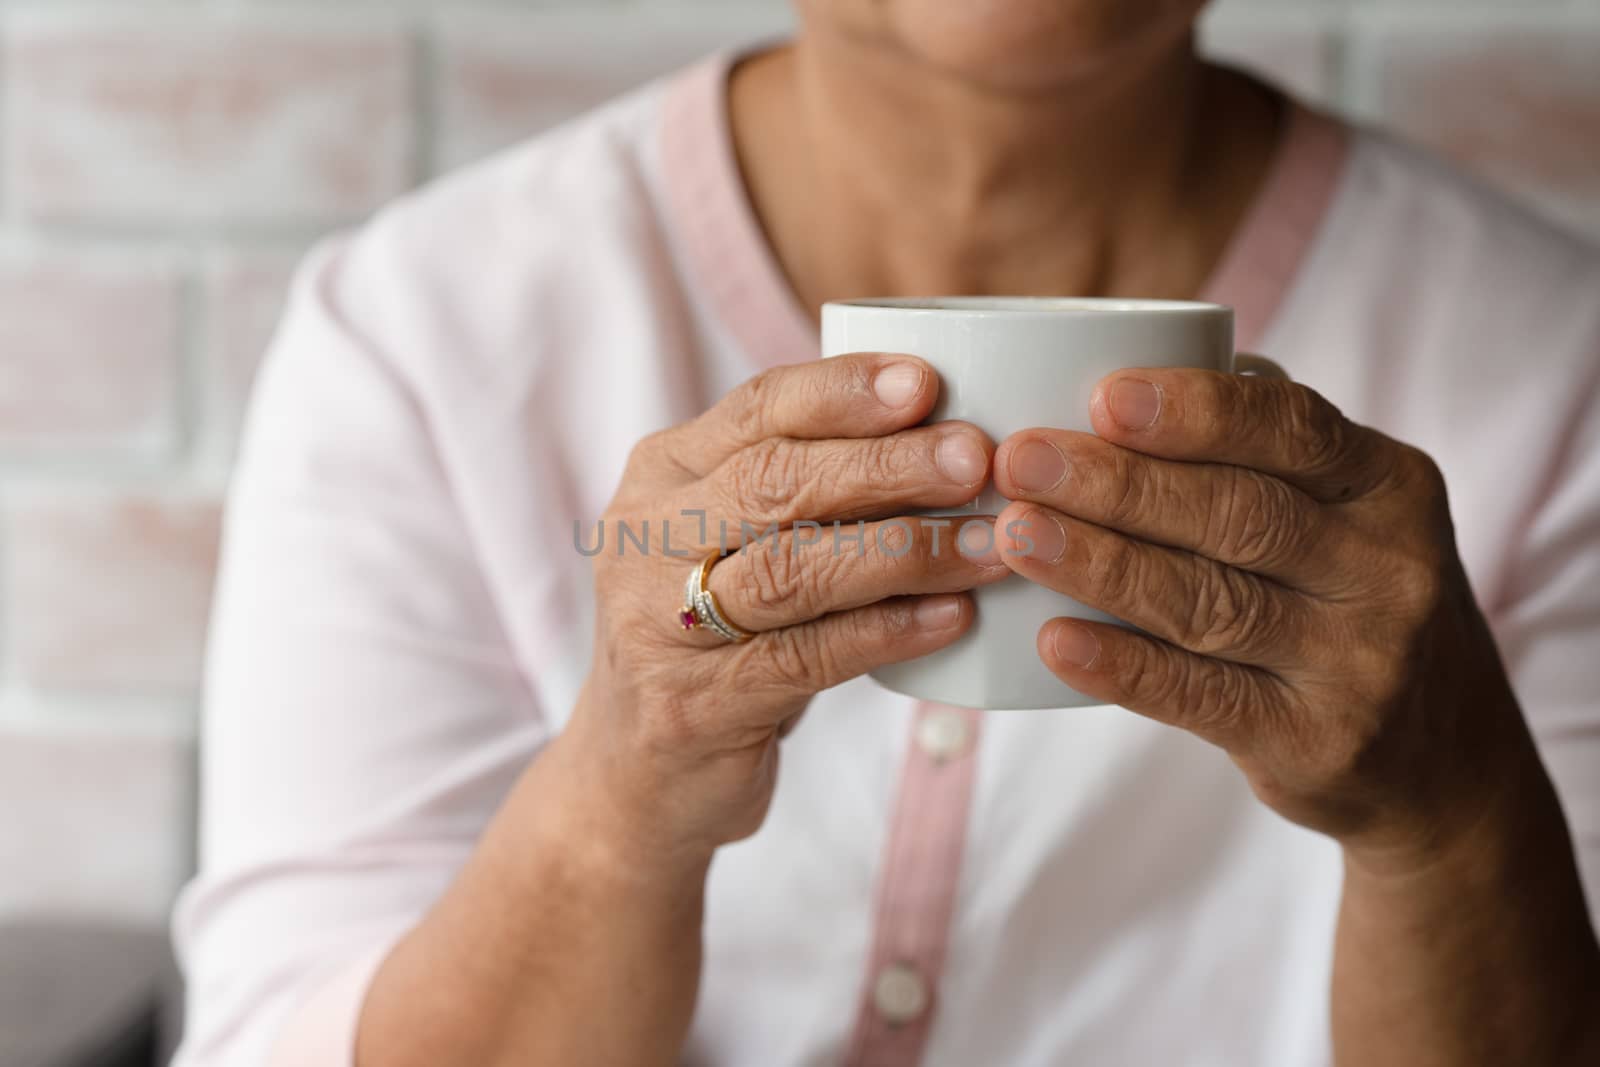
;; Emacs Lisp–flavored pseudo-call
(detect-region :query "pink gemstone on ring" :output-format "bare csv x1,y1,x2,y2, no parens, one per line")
679,609,698,630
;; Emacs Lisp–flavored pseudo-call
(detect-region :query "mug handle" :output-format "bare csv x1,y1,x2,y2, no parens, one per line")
1233,352,1289,379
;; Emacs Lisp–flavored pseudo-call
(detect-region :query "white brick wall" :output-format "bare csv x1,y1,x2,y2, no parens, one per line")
1,0,1597,923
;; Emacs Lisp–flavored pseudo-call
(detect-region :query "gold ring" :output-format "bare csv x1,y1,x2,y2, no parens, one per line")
679,552,755,643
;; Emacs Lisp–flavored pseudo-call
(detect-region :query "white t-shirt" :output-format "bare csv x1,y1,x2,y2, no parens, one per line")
171,52,1600,1067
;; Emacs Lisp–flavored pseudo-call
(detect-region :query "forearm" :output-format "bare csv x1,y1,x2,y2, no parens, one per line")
356,724,712,1067
1332,734,1600,1066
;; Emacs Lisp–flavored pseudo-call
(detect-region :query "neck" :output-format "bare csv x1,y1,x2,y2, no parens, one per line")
729,28,1283,316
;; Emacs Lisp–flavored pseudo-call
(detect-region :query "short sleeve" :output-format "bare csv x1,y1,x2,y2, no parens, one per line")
169,239,547,1066
1490,356,1600,918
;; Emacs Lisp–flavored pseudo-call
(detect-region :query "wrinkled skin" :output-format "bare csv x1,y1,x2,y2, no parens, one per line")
992,367,1527,867
576,353,1006,858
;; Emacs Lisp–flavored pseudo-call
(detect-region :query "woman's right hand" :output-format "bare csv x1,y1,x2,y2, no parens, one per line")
359,358,1002,1066
559,353,1006,869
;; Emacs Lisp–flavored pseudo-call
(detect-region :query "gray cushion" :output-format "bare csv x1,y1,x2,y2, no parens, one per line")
0,921,173,1067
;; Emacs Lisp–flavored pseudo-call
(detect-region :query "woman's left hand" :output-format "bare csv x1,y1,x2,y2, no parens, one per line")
993,368,1534,868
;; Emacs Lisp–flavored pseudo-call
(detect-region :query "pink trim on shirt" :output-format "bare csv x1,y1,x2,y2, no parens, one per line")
1201,105,1351,352
660,52,820,370
843,703,984,1067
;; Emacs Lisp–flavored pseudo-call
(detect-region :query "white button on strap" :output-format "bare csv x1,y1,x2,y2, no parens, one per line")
872,962,930,1025
914,708,972,763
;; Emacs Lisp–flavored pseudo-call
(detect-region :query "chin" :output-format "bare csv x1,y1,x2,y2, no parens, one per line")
811,0,1210,90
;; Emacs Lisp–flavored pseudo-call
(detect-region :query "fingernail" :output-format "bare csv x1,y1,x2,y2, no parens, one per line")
873,363,924,408
915,595,963,630
1020,510,1066,563
1008,439,1067,493
1051,621,1101,669
957,520,1002,566
937,431,989,486
1109,378,1162,430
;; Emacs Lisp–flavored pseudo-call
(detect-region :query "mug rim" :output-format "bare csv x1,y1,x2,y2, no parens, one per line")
825,296,1228,316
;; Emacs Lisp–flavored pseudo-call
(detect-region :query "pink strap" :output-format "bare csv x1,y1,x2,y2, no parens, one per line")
1202,104,1351,352
842,703,984,1067
659,52,819,370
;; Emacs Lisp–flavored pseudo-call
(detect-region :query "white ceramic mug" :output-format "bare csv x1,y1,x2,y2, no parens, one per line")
822,297,1256,710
